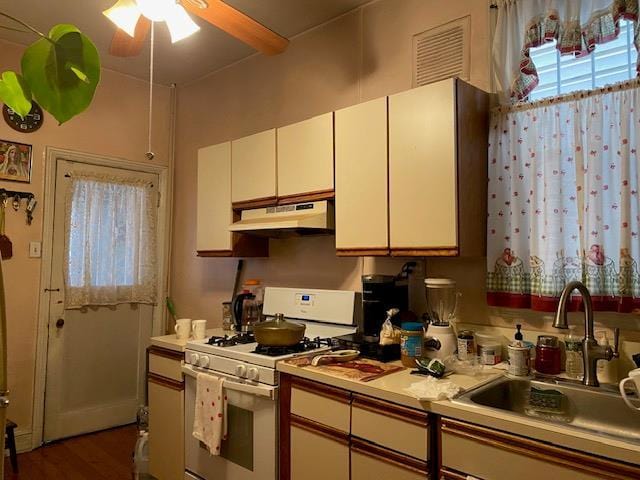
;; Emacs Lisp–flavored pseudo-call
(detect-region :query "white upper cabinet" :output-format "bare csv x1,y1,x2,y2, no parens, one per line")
335,98,389,254
389,79,458,254
197,142,232,253
277,112,334,199
231,129,277,204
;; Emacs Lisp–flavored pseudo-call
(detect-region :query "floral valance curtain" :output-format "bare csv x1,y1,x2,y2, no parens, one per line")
64,172,158,308
487,80,640,312
493,0,639,102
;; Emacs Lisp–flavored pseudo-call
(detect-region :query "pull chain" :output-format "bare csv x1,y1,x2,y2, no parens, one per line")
146,22,155,161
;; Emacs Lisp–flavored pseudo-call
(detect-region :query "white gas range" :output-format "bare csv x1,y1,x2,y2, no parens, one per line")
183,287,358,480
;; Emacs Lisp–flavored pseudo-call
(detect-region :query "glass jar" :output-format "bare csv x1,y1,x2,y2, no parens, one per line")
535,335,562,375
564,327,583,379
400,322,424,367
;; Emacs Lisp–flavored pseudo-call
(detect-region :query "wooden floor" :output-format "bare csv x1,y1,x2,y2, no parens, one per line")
4,425,137,480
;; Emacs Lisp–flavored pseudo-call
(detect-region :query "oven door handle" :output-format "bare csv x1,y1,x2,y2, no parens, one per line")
182,364,277,400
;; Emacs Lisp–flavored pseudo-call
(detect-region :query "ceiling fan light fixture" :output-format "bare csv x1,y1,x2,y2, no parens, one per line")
103,0,141,37
136,0,176,22
165,4,201,43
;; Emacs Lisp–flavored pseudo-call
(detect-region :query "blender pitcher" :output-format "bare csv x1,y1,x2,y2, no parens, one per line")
423,278,460,360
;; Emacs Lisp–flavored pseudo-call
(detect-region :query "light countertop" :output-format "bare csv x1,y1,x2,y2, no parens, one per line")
276,360,640,466
149,328,227,352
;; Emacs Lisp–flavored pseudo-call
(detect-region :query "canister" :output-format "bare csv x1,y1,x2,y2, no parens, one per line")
508,341,531,376
400,322,424,367
457,330,476,361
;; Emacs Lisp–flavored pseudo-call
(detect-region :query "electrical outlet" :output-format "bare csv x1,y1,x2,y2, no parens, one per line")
29,241,41,258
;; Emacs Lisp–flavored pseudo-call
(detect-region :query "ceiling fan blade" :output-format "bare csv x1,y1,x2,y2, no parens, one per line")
181,0,289,55
109,16,152,57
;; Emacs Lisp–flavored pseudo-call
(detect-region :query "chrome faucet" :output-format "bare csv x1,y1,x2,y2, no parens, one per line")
553,281,619,387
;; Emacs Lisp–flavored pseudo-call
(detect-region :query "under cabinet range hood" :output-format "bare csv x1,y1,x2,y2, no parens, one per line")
229,201,334,237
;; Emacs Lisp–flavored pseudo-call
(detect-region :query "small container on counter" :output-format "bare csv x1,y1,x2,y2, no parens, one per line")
476,332,503,365
507,341,531,376
535,335,562,375
222,302,233,331
457,330,476,361
400,322,424,367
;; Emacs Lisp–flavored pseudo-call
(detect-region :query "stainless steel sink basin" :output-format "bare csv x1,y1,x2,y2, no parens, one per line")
454,375,640,443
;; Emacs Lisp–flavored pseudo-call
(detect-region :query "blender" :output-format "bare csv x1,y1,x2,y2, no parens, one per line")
423,278,460,360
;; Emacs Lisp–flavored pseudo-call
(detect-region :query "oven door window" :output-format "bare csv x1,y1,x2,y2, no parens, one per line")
219,404,254,471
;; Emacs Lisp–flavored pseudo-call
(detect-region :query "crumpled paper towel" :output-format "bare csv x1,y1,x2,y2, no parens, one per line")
403,376,461,401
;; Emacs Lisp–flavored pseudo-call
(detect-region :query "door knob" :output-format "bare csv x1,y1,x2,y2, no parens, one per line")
55,318,65,329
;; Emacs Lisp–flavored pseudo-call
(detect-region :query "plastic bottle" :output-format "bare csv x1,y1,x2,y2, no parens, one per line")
133,431,151,479
595,330,618,384
564,327,583,379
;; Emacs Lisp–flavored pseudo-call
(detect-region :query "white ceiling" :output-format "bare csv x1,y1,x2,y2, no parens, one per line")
0,0,371,85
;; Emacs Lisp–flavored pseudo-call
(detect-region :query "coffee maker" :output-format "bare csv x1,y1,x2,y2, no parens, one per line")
335,263,415,361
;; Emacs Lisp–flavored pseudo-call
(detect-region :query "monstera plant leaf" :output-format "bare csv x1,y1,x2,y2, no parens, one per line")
0,71,32,118
21,24,101,124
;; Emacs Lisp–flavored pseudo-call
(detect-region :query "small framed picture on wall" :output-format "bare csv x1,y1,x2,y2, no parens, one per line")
0,140,32,183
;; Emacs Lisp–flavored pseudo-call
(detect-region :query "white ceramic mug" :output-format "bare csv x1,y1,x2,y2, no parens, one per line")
192,319,207,340
174,318,192,340
619,367,640,412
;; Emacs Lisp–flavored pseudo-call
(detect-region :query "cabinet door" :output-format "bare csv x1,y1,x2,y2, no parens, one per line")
351,438,429,480
231,129,277,206
290,417,349,480
389,79,458,255
148,378,184,480
441,418,640,480
335,98,389,255
277,112,334,201
196,143,232,254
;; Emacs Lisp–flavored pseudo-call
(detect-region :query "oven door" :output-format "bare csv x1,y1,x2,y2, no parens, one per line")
183,364,278,480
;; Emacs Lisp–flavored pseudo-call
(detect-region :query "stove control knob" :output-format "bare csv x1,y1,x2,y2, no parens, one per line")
198,356,210,368
189,353,200,365
235,364,247,378
247,368,259,381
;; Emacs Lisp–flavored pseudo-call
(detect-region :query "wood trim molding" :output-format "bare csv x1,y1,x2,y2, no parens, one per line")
277,189,335,205
148,345,184,361
279,374,292,480
351,438,428,474
439,467,468,480
197,250,233,257
336,248,389,257
290,376,351,404
391,248,458,257
147,372,184,391
232,196,277,210
291,415,350,445
441,418,640,480
352,394,428,427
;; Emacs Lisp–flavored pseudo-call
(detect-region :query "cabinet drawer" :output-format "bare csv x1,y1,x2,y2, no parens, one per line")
290,378,350,432
291,417,349,480
351,394,429,460
441,418,640,480
148,347,183,382
351,438,429,480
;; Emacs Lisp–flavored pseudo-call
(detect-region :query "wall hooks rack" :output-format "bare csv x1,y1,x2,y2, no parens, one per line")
0,189,37,225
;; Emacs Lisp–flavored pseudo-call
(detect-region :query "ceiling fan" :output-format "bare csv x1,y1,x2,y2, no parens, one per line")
103,0,289,57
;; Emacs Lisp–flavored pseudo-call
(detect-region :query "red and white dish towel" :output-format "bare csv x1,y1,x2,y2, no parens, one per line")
193,372,228,455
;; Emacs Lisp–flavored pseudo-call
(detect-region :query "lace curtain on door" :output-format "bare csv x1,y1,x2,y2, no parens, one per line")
64,172,157,308
487,80,640,312
492,0,639,102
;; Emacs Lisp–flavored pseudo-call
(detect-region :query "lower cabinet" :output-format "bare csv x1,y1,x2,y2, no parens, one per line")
351,438,429,480
439,418,640,480
147,347,185,480
290,416,350,480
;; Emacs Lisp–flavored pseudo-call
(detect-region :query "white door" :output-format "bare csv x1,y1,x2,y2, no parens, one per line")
43,159,159,442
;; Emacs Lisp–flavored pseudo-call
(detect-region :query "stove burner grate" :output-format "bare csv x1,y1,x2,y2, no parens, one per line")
207,333,255,347
252,337,335,357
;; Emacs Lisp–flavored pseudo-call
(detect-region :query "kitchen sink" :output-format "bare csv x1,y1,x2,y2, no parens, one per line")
454,375,640,443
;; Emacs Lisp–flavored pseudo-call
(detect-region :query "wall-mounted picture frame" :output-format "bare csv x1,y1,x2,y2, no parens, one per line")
0,140,32,183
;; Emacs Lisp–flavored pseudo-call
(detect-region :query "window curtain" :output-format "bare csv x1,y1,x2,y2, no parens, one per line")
487,79,640,312
64,172,158,308
493,0,639,103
